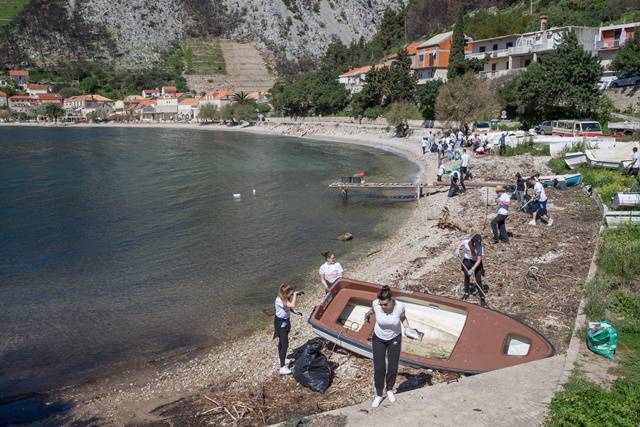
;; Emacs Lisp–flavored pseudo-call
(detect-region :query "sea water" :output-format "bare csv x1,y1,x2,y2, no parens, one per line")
0,127,419,402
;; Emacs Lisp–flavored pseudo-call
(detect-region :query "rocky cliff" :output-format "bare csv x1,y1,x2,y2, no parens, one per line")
1,0,405,69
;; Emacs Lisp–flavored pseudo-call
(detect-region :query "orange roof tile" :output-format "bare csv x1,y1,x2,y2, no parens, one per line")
339,65,372,78
0,90,6,97
162,86,177,91
10,70,29,77
28,84,50,91
179,98,200,106
143,89,159,93
9,95,33,100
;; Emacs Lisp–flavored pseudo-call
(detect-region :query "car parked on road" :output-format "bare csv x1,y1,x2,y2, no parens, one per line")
474,121,491,132
610,75,640,88
535,120,555,135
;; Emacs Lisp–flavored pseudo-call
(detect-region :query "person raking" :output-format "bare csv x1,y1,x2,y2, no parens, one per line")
454,234,487,306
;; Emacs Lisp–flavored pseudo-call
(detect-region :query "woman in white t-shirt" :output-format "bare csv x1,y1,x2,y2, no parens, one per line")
319,251,343,291
273,283,297,375
364,285,410,408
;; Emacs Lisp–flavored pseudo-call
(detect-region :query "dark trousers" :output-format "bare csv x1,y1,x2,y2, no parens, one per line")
437,174,442,182
462,258,483,294
372,333,402,396
499,144,506,156
491,214,509,242
422,146,427,154
274,316,290,367
460,166,469,180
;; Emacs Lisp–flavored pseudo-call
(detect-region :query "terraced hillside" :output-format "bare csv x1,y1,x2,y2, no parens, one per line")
0,0,29,31
185,38,276,95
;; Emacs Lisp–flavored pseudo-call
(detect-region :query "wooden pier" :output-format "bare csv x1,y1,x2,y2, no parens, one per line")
328,180,507,200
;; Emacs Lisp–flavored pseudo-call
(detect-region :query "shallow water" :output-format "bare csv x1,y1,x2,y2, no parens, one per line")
0,127,419,400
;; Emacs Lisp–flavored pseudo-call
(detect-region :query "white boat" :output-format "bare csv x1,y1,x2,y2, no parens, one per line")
605,211,640,226
564,152,588,169
612,193,640,210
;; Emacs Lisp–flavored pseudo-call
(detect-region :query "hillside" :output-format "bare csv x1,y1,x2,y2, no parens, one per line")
0,0,406,70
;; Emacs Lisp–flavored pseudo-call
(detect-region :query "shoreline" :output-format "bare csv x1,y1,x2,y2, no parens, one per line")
4,121,435,423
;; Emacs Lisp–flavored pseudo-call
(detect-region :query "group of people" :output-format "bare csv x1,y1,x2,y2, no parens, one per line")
422,129,495,159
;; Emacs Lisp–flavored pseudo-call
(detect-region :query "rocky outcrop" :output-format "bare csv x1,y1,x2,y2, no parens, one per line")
2,0,406,70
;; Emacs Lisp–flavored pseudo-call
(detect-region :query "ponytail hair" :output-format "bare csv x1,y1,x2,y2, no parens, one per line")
378,285,393,301
278,283,293,301
321,251,335,261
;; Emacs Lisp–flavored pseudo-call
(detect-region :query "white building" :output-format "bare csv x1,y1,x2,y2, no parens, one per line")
596,22,640,71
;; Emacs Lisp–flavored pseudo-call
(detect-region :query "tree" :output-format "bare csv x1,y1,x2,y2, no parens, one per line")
382,49,417,104
514,31,605,121
610,35,640,76
416,79,444,119
448,10,467,80
435,73,500,127
43,103,64,123
384,101,420,137
233,103,257,123
199,104,217,123
233,91,252,105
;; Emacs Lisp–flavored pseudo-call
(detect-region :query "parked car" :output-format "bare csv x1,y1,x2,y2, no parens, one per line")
598,75,618,90
535,120,554,135
610,75,640,88
474,121,491,132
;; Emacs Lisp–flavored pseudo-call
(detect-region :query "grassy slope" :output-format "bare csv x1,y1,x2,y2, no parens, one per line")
0,0,29,29
181,37,226,75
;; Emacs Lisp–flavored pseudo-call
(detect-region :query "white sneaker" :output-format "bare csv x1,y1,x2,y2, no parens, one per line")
528,220,536,225
284,358,293,365
279,366,292,375
372,396,383,408
547,219,554,226
387,390,396,402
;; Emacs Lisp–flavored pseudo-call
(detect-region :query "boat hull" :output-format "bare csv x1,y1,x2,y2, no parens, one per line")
309,279,555,374
539,173,582,187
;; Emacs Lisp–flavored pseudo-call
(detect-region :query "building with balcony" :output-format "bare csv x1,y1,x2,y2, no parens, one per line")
466,16,598,79
596,22,639,70
414,31,472,83
338,64,386,94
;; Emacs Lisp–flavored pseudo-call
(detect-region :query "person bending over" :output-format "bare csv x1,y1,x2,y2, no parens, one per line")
455,234,487,305
273,283,298,375
365,285,409,408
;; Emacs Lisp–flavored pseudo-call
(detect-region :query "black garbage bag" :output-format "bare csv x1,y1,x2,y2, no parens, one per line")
289,338,332,393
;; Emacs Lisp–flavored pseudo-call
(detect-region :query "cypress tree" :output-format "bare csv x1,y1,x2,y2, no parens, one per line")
448,10,466,80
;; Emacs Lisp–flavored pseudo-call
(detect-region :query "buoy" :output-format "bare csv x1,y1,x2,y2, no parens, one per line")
252,188,256,196
233,193,241,199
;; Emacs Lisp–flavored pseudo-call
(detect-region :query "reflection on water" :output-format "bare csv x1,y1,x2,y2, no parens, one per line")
0,127,419,398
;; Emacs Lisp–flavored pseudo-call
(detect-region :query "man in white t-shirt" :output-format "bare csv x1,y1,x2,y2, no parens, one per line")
421,135,428,155
528,175,553,226
492,185,511,243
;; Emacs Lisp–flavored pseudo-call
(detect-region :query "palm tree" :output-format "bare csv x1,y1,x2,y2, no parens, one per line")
233,91,252,105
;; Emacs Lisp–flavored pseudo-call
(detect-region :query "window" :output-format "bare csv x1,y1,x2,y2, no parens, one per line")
506,61,509,70
418,54,424,63
479,46,486,53
524,59,531,67
506,42,513,48
493,44,498,51
491,63,497,71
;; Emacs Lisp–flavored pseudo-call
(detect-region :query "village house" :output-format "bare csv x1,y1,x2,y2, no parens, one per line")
0,90,7,107
161,86,177,95
155,94,179,120
385,40,425,69
9,70,29,89
596,21,639,70
337,64,387,94
142,89,160,99
199,90,234,110
466,17,599,78
8,95,36,114
63,94,114,119
33,93,63,106
27,84,52,96
414,31,472,83
178,98,200,120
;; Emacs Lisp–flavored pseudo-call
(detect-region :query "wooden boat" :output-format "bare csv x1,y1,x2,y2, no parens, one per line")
538,173,582,188
309,279,555,374
564,152,588,169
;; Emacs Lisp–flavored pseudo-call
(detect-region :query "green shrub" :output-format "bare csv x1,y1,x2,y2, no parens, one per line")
504,139,550,156
598,225,640,280
363,106,385,120
548,157,570,174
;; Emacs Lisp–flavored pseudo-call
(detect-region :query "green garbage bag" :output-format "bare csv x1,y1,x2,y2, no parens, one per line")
587,321,617,359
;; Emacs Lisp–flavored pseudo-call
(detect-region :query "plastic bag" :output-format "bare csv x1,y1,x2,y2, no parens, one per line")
587,321,618,360
289,338,332,393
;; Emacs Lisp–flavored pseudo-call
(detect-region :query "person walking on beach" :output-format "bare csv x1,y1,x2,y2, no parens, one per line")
528,176,553,226
627,147,640,177
499,132,507,156
428,131,436,152
319,251,343,291
454,234,487,305
437,160,446,182
421,135,428,155
492,185,511,243
274,283,298,375
364,285,409,408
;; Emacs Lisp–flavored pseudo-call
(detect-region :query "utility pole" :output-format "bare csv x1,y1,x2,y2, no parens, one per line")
530,0,533,15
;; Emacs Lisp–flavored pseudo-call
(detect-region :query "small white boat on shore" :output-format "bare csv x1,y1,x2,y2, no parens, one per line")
612,193,640,210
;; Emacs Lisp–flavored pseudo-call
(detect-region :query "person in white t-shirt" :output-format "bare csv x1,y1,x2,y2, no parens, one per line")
492,185,511,243
460,148,471,180
454,234,487,305
364,285,410,408
421,135,428,155
528,175,553,226
437,160,446,182
273,283,298,375
319,251,343,291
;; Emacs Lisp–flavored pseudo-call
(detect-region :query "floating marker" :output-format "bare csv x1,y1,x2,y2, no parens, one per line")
233,193,241,199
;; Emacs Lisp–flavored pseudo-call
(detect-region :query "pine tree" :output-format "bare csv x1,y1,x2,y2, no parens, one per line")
447,10,467,80
610,35,640,76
